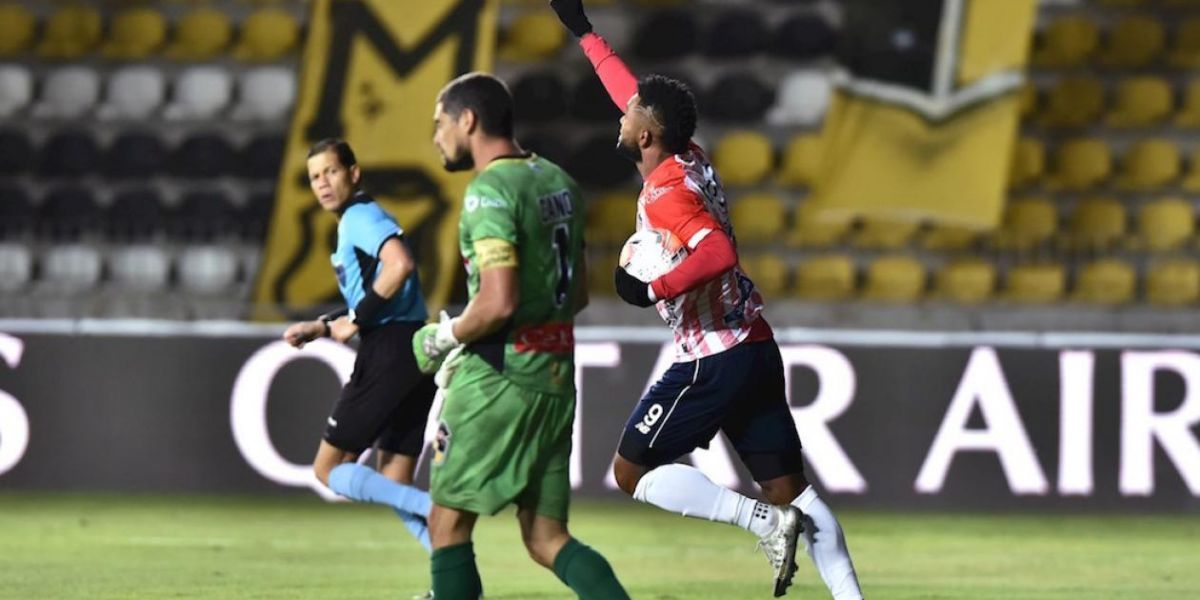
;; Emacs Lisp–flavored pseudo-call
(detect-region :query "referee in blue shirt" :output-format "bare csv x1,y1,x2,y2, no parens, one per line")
283,139,436,562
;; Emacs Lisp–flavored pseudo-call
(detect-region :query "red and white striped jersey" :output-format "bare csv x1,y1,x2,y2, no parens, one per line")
636,142,772,362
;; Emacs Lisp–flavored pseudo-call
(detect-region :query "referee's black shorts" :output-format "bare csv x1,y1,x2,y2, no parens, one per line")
323,321,436,457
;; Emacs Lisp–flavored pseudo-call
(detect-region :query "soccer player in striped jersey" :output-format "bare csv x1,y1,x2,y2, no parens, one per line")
551,1,866,598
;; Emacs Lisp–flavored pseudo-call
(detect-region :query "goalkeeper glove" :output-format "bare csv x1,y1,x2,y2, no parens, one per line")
549,0,593,37
614,266,655,308
412,311,462,374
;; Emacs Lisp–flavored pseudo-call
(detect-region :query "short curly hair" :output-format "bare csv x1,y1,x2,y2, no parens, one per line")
636,74,697,155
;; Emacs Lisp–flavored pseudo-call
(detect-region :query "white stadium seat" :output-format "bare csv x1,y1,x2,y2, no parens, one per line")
164,67,232,120
0,65,33,118
40,244,102,292
0,242,33,292
231,66,296,121
177,245,239,294
32,66,101,119
97,66,166,120
766,69,832,127
108,244,171,292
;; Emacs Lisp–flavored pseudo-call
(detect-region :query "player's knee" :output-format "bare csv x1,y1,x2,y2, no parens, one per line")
611,455,646,496
312,462,333,487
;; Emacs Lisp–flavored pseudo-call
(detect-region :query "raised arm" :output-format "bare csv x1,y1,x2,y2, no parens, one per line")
551,0,638,113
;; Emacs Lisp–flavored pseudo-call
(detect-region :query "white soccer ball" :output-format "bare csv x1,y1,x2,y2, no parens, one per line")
619,228,687,283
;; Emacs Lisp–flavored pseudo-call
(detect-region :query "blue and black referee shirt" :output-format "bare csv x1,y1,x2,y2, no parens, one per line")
332,193,428,327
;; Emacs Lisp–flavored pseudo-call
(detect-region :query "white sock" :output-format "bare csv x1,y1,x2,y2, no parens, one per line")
632,463,778,537
793,485,864,600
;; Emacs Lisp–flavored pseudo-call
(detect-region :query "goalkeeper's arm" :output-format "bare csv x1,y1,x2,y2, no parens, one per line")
551,0,639,112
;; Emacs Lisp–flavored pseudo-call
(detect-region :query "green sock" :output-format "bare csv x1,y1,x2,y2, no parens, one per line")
552,537,631,600
431,542,483,600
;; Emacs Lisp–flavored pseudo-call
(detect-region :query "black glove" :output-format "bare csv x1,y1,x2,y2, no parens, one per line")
550,0,593,37
614,266,655,308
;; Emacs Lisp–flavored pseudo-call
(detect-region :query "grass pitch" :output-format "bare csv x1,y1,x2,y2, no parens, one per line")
0,493,1196,599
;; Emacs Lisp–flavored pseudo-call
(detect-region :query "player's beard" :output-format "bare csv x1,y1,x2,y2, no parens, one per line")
441,146,474,172
615,136,642,164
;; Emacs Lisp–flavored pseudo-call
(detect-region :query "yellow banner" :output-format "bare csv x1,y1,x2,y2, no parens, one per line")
252,0,497,320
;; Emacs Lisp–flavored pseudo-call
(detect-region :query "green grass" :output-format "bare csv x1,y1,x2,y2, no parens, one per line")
0,493,1197,599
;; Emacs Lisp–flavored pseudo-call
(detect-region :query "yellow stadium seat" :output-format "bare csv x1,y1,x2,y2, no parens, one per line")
1072,259,1135,305
36,5,102,59
741,254,790,297
794,254,856,301
1008,137,1044,189
1067,197,1126,251
587,252,618,297
776,135,822,189
1098,15,1165,68
1169,17,1200,68
101,8,167,60
1003,263,1065,304
1039,76,1104,128
585,191,635,246
1175,80,1200,128
786,201,852,248
233,8,300,61
994,196,1057,251
921,224,979,251
499,12,566,61
1116,139,1179,191
1136,198,1194,252
1106,77,1172,127
1048,138,1111,191
730,193,786,244
935,259,996,304
165,8,233,61
1183,149,1200,192
713,131,774,186
1018,81,1038,119
862,255,925,303
852,218,919,250
1033,15,1099,68
0,4,36,56
1146,259,1200,306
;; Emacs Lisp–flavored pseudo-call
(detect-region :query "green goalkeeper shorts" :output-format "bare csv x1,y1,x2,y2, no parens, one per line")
430,353,575,522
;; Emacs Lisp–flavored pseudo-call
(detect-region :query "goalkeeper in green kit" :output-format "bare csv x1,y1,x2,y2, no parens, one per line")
415,72,630,600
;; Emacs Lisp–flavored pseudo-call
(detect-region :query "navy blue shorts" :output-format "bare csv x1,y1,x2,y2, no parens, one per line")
617,338,805,482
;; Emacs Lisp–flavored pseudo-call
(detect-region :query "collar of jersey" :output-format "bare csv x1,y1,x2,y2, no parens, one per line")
483,152,535,172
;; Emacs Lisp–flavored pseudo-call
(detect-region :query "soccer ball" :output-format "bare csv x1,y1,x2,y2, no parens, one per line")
619,228,687,283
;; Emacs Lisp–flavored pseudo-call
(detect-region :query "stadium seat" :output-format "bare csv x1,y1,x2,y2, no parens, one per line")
105,132,168,180
1145,259,1200,306
499,11,564,61
1184,149,1200,192
512,71,567,124
794,254,856,301
740,253,789,297
0,4,35,57
101,7,167,59
0,65,32,118
39,244,102,293
239,135,285,179
766,70,832,127
920,224,979,251
173,190,239,242
1066,196,1126,251
852,218,920,250
1002,263,1065,304
164,67,233,120
934,259,996,304
1047,138,1111,191
771,13,837,59
108,188,166,242
0,184,35,239
705,74,774,122
1116,139,1179,191
1018,81,1038,118
586,191,636,246
703,8,768,59
633,10,698,60
1032,14,1098,68
32,67,101,119
1136,197,1194,252
1169,17,1200,68
0,242,32,293
729,193,787,244
108,245,171,292
39,186,104,241
240,192,275,241
587,251,618,297
1008,137,1045,189
171,133,237,178
1039,76,1104,128
1072,259,1135,305
862,255,925,303
569,75,622,122
994,196,1057,251
178,245,240,294
231,67,295,121
713,131,774,186
39,131,101,178
1106,77,1172,127
1175,80,1200,128
1098,15,1164,68
36,5,102,59
233,7,300,61
566,134,636,187
97,67,166,120
165,8,233,61
777,134,823,189
0,128,33,175
786,201,852,248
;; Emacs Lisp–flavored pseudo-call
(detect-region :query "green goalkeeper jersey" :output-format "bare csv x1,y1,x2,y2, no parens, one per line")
458,153,586,394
